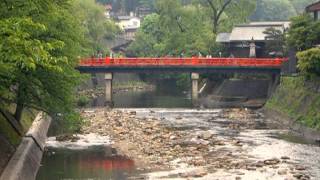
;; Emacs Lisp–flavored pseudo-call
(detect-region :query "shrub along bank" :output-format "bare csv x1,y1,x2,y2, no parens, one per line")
266,76,320,130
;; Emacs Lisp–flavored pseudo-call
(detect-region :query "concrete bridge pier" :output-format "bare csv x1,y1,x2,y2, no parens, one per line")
267,73,280,98
191,73,200,105
104,73,113,106
91,73,98,89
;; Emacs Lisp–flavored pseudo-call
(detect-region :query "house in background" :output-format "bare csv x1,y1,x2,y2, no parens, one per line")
114,13,141,40
217,21,297,74
306,1,320,20
216,21,290,58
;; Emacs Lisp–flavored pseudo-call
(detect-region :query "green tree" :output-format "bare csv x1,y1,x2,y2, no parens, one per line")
287,14,320,51
263,27,287,57
128,2,216,57
198,0,256,33
297,48,320,78
0,0,86,131
73,0,120,55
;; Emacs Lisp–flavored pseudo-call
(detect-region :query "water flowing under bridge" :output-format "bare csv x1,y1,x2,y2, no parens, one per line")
77,57,287,106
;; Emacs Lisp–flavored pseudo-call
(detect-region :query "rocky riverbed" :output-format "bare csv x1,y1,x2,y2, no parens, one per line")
75,108,320,179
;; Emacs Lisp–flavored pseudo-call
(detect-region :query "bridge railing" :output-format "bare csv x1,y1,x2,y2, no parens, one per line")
79,57,287,67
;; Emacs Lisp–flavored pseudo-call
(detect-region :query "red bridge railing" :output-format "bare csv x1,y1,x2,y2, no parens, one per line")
79,57,287,67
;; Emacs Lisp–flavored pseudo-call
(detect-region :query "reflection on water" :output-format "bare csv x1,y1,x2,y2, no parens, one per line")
36,146,136,180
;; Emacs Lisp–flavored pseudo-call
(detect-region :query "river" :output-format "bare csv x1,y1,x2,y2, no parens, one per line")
36,83,320,180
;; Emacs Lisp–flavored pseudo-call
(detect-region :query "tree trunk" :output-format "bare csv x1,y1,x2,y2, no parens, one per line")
14,101,24,122
213,19,218,34
14,84,24,122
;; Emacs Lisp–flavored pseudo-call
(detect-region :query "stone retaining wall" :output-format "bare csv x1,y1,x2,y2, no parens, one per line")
0,113,51,180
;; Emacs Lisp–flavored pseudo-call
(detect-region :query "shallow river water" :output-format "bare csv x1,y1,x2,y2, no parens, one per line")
37,86,320,180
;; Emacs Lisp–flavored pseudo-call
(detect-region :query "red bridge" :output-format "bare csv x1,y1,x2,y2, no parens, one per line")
78,57,286,73
77,57,287,105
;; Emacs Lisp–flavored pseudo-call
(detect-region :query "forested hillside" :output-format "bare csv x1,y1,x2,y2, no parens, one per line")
98,0,317,21
251,0,318,21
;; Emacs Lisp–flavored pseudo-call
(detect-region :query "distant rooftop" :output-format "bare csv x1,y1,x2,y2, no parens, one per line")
115,14,140,21
248,21,290,29
217,21,290,43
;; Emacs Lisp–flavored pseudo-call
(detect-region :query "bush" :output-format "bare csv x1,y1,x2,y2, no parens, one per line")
297,48,320,78
77,96,90,107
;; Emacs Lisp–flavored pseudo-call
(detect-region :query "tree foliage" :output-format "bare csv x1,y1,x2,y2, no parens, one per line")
195,0,255,33
263,27,287,57
0,0,117,132
287,14,320,51
73,0,120,55
297,48,320,78
0,1,85,123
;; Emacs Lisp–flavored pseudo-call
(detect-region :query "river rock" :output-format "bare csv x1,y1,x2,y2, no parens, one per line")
281,156,290,160
129,111,136,115
295,166,306,171
56,134,80,142
264,158,280,165
255,161,265,167
246,166,256,171
179,169,207,178
277,169,287,175
201,131,213,140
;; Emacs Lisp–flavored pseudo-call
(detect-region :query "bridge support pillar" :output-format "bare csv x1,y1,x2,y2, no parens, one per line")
191,73,199,105
104,73,113,106
91,73,98,89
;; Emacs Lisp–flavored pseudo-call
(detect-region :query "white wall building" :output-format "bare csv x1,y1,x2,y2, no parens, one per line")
115,13,141,40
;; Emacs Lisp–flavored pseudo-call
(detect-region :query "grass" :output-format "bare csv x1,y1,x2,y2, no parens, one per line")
266,76,320,130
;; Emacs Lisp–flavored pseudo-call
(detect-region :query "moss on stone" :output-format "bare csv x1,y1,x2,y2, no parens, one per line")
0,113,21,146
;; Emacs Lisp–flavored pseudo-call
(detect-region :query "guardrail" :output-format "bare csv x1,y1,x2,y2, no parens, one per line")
79,57,287,67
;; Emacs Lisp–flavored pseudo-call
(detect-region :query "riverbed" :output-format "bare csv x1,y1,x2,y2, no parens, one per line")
37,82,320,180
37,107,320,180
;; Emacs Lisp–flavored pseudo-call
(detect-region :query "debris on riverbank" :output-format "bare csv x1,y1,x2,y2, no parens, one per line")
78,108,315,179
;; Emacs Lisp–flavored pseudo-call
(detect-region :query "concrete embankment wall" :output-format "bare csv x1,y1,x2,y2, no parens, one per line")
0,113,51,180
214,79,269,99
200,79,270,108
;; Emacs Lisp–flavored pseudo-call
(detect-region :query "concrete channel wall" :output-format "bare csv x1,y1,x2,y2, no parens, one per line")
0,113,51,180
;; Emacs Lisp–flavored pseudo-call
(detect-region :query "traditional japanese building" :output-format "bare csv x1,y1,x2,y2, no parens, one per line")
216,21,290,58
217,21,296,74
114,13,141,40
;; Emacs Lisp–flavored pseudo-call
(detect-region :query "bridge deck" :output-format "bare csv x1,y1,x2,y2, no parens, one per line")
78,57,286,73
